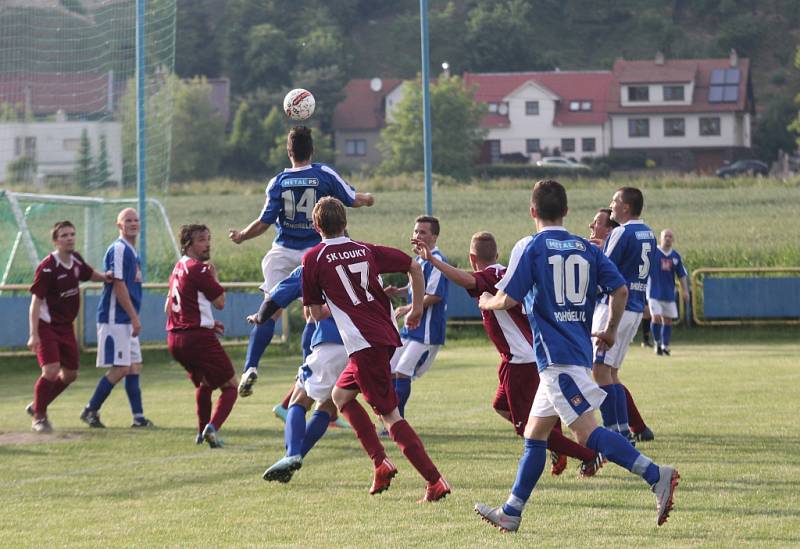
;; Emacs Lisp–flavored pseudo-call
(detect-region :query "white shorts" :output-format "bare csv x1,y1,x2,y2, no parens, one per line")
96,323,142,367
260,244,306,293
390,339,441,379
296,343,349,402
591,304,642,369
648,299,678,319
530,364,608,426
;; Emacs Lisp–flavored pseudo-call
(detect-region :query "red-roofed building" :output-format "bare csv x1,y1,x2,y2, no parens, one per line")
463,70,613,163
608,51,755,172
332,77,403,171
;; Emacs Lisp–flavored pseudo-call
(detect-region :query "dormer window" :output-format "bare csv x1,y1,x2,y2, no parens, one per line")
488,102,509,115
628,86,649,102
569,101,593,111
663,85,684,101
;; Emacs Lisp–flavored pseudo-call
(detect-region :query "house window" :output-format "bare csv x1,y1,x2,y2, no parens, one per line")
582,137,596,152
63,138,81,152
488,102,498,113
487,140,501,163
569,101,580,111
581,101,592,111
628,118,650,138
525,101,539,115
345,139,366,156
488,102,509,115
14,136,36,159
664,118,685,137
526,139,540,153
561,138,575,152
663,85,684,101
699,117,721,136
628,86,649,102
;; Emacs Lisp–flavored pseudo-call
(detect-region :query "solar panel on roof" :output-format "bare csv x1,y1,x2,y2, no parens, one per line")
725,69,740,84
710,69,725,85
708,86,724,102
722,85,739,102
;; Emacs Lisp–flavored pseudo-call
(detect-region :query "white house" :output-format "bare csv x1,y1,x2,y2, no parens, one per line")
608,51,754,172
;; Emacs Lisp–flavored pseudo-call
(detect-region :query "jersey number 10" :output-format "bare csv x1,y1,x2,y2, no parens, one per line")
548,254,589,306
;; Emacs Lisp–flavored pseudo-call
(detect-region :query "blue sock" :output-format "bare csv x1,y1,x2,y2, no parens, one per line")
586,427,660,485
301,410,330,457
614,384,630,436
502,438,547,517
662,324,672,347
285,404,306,457
124,374,144,417
652,322,662,345
599,384,618,431
244,318,275,372
393,377,411,417
301,321,314,361
88,376,115,411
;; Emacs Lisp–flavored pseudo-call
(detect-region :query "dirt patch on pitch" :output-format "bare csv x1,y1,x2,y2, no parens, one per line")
0,432,83,445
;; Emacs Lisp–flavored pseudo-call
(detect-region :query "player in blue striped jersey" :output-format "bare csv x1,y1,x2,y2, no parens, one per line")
81,208,153,428
228,126,374,400
647,229,689,356
591,187,657,441
473,180,679,532
387,216,448,418
247,266,349,482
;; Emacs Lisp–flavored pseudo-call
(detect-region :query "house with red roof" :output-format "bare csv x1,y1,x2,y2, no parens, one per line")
463,70,613,163
608,51,754,172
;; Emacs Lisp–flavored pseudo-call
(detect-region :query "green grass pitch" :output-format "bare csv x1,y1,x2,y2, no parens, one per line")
1,329,798,547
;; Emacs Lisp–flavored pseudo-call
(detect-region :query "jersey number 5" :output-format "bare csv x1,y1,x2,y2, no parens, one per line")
638,242,651,279
335,261,375,306
282,188,316,221
548,254,589,306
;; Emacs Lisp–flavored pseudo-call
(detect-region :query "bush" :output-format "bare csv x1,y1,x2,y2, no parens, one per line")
6,155,36,184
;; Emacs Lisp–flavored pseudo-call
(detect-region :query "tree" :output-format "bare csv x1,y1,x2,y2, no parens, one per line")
74,129,93,188
378,75,487,180
261,105,288,173
174,0,221,78
788,47,800,150
171,77,226,181
243,24,294,92
224,100,268,177
94,133,112,187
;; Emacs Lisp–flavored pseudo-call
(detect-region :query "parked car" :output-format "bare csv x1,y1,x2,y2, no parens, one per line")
535,156,591,170
716,159,769,178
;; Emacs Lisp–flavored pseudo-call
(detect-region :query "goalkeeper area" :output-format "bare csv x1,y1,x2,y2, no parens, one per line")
0,331,798,546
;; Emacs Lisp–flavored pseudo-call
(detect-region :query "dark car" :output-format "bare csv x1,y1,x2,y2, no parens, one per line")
716,159,769,178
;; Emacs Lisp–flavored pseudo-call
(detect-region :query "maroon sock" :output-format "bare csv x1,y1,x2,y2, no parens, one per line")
196,385,213,432
33,377,53,418
547,428,596,461
209,386,237,430
47,377,68,405
340,400,386,467
388,419,441,484
624,384,647,433
280,385,293,409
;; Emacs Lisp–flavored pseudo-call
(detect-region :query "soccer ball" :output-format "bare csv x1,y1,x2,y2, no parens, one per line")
283,88,315,121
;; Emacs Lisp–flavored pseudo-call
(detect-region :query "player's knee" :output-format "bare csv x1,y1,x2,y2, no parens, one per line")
62,370,78,384
41,367,60,382
317,399,337,415
494,407,511,421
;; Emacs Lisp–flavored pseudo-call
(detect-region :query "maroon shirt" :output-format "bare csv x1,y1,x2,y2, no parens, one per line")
166,256,225,331
467,264,536,364
29,252,94,324
302,236,411,355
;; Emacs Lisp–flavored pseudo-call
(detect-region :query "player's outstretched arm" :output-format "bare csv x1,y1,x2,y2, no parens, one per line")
308,304,330,322
90,269,113,283
412,237,476,290
228,219,269,245
404,260,425,329
352,192,375,208
593,284,628,351
247,299,282,324
478,290,518,311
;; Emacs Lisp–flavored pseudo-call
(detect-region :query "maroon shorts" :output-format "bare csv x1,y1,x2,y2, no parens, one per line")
336,346,398,416
167,329,235,390
493,359,540,436
37,321,79,370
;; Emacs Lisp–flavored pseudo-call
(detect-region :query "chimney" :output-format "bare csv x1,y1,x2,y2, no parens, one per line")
729,49,738,67
655,51,665,65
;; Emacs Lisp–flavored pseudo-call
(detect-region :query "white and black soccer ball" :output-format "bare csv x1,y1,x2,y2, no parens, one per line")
283,88,315,121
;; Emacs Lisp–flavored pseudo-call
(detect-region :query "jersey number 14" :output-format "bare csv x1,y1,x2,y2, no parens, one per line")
282,188,316,221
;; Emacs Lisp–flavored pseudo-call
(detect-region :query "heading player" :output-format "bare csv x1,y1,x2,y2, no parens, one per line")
302,197,450,502
26,221,110,433
473,180,679,532
591,188,657,442
387,216,448,419
228,126,374,399
166,225,237,448
648,229,689,356
412,232,603,477
81,208,153,428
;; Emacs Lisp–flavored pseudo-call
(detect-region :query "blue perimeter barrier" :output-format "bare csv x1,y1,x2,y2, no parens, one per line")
703,277,800,319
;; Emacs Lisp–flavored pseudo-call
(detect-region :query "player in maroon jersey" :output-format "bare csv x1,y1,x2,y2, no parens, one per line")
166,224,237,448
26,221,111,433
301,197,450,502
413,232,604,477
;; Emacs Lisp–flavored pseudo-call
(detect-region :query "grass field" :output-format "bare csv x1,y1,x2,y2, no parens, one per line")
2,328,799,547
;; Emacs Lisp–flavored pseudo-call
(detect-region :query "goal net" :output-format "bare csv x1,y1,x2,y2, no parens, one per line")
0,0,177,189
